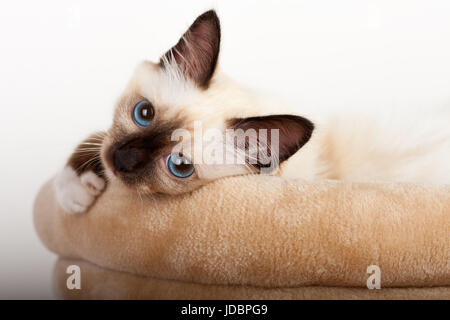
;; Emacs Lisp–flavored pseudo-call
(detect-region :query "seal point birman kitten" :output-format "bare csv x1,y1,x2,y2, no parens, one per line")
55,10,450,214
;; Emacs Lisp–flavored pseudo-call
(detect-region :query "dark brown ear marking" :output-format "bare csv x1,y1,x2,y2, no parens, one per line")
67,132,105,178
228,115,314,169
159,10,221,88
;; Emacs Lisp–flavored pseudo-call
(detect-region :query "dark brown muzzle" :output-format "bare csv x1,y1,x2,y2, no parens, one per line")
113,144,148,173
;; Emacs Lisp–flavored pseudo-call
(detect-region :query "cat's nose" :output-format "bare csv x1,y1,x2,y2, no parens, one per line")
113,146,147,173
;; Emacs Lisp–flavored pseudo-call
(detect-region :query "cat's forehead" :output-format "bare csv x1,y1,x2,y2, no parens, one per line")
128,61,201,114
114,61,250,130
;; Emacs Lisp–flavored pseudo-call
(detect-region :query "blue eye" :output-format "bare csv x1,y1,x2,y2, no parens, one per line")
166,154,195,178
133,100,154,127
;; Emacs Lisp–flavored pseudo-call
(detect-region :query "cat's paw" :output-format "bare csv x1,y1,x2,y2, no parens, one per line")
54,166,105,214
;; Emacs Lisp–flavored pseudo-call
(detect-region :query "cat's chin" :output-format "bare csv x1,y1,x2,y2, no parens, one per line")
137,184,158,195
104,171,160,195
103,165,119,182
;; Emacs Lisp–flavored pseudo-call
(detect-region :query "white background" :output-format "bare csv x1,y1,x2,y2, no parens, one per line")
1,0,450,298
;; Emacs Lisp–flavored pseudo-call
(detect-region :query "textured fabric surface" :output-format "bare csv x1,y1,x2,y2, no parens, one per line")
34,175,450,292
54,259,450,300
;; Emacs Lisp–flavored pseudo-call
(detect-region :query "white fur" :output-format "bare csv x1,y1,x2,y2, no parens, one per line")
284,106,450,184
54,167,105,214
114,61,450,186
55,13,450,213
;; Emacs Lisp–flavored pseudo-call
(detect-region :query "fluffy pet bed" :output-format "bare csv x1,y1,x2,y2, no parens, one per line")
34,175,450,299
53,259,450,300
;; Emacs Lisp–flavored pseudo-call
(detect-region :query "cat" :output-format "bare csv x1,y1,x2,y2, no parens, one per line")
55,10,450,214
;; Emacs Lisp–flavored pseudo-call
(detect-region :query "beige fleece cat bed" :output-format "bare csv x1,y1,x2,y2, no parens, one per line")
34,175,450,299
53,259,450,300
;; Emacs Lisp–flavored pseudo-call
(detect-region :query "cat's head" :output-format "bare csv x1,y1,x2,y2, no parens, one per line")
101,10,314,195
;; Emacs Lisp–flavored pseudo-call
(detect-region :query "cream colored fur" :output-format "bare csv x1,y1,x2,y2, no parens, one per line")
55,63,450,214
105,62,450,186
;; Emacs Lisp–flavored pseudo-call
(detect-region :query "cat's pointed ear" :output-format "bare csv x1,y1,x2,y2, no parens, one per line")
228,115,314,170
159,10,221,88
